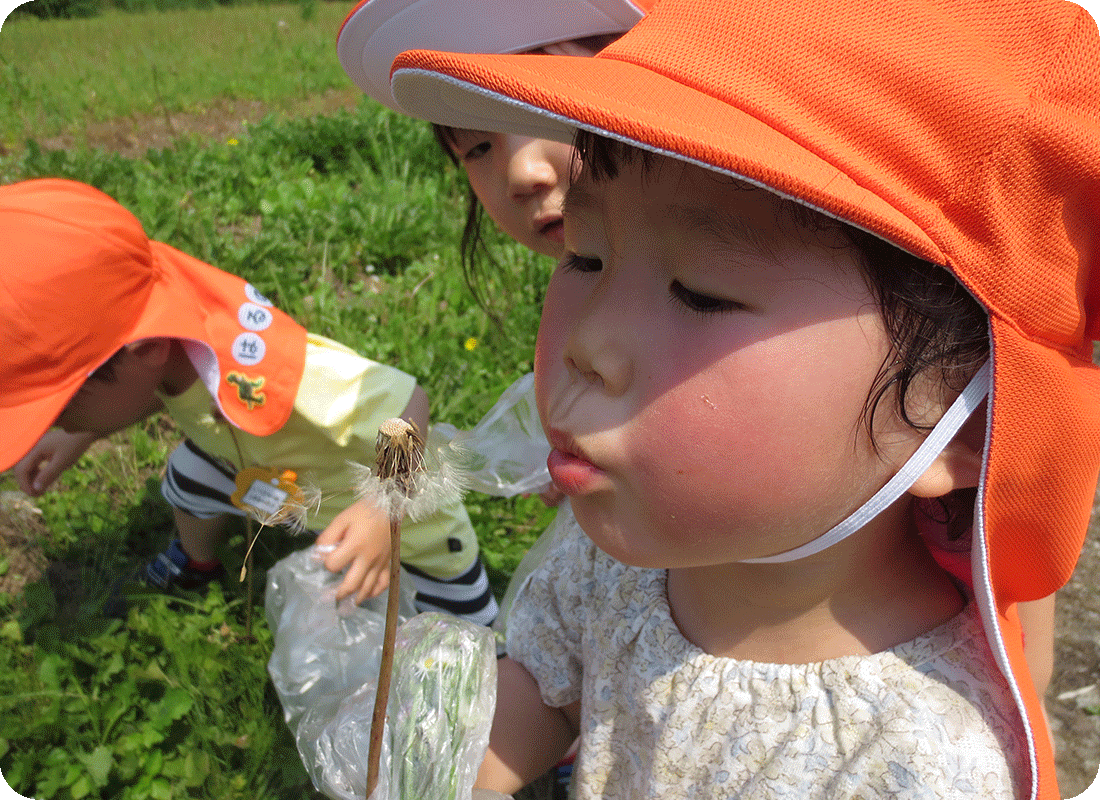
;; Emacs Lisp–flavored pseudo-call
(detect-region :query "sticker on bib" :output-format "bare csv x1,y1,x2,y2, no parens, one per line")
244,283,274,307
232,332,266,366
238,302,273,332
226,372,266,410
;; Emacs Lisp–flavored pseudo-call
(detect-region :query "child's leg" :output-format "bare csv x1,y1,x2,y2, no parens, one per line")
172,507,228,565
143,439,241,589
403,557,499,627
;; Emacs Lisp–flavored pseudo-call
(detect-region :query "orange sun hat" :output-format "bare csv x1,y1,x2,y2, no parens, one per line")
390,1,1100,798
336,0,657,112
0,179,307,472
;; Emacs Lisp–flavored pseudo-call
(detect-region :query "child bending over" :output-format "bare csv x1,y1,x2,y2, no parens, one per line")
389,0,1100,796
1,179,497,625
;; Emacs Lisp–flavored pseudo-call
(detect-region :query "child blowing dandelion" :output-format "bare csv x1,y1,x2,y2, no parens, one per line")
389,0,1100,796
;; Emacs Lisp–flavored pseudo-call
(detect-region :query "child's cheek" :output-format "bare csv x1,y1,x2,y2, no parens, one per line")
627,380,832,553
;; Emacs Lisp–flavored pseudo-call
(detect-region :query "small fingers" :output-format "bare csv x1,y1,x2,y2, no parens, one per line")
354,570,390,605
334,558,369,602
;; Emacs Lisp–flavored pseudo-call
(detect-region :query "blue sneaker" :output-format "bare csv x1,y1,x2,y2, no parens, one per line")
553,760,573,800
104,540,225,618
141,539,225,591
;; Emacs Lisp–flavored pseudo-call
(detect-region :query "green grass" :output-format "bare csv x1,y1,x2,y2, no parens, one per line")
0,2,356,145
0,6,558,798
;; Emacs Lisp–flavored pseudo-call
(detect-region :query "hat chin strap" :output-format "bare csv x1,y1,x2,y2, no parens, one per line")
740,360,991,564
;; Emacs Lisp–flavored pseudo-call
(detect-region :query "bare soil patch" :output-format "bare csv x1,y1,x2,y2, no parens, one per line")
24,86,363,159
0,491,49,597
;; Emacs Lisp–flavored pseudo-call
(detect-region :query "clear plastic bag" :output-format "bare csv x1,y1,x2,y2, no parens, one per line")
432,372,552,498
265,546,500,800
265,374,549,799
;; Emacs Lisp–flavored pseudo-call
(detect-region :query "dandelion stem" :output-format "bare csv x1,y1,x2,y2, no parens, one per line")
366,419,424,799
367,510,402,798
244,518,256,638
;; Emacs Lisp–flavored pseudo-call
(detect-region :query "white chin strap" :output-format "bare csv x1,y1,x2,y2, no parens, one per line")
740,360,991,564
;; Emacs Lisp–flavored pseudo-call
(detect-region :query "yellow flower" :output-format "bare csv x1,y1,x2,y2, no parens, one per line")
227,138,239,146
464,337,478,351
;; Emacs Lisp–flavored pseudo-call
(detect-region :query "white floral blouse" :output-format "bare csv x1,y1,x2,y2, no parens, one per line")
507,506,1027,799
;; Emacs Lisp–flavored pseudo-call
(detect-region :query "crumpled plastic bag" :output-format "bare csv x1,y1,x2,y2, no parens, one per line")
266,546,501,800
432,372,551,498
265,545,418,734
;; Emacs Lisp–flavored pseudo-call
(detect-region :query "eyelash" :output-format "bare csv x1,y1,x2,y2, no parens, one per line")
461,141,490,161
560,253,603,273
560,254,742,316
669,281,743,316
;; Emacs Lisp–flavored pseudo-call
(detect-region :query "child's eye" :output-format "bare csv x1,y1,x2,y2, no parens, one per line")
560,254,603,273
670,280,742,315
461,141,491,161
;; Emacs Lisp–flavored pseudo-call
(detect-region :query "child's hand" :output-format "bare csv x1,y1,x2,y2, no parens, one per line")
12,428,100,496
315,499,393,604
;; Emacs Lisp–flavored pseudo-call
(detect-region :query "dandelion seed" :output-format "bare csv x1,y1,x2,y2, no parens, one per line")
350,426,469,522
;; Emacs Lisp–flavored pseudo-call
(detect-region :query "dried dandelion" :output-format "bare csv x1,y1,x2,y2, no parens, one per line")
351,427,470,523
367,418,427,800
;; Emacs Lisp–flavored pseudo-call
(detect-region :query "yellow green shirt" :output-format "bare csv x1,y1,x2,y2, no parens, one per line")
160,333,478,578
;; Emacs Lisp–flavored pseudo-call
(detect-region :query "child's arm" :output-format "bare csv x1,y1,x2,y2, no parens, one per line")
12,428,101,496
316,385,431,604
475,656,579,794
1019,594,1056,730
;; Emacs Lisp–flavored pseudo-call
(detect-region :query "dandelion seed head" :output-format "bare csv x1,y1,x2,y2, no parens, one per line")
379,417,415,438
349,429,470,521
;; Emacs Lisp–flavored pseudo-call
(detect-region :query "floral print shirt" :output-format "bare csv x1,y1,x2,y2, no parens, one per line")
507,507,1026,799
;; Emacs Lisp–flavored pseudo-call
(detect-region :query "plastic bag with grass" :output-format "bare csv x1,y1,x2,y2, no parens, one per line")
265,546,501,800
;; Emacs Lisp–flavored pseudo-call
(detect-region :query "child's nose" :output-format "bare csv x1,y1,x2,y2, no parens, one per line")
506,139,557,199
563,287,634,397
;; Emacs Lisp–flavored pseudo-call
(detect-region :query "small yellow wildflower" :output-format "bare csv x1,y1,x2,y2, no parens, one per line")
227,138,239,146
464,337,478,351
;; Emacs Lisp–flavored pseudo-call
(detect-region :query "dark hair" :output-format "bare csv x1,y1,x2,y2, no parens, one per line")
432,123,503,319
571,130,990,439
89,348,126,382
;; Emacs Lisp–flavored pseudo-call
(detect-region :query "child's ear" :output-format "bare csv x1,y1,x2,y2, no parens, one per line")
124,338,172,368
907,438,983,498
908,403,986,499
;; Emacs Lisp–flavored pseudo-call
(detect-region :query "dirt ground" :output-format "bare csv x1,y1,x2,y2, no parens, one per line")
2,102,1099,797
10,86,364,158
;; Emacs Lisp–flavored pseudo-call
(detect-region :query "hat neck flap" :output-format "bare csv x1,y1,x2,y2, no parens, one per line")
176,267,307,436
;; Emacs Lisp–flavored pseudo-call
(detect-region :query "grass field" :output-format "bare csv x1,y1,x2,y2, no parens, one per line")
0,4,558,798
0,2,356,145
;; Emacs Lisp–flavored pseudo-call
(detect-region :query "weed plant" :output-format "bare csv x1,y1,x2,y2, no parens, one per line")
0,80,554,800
